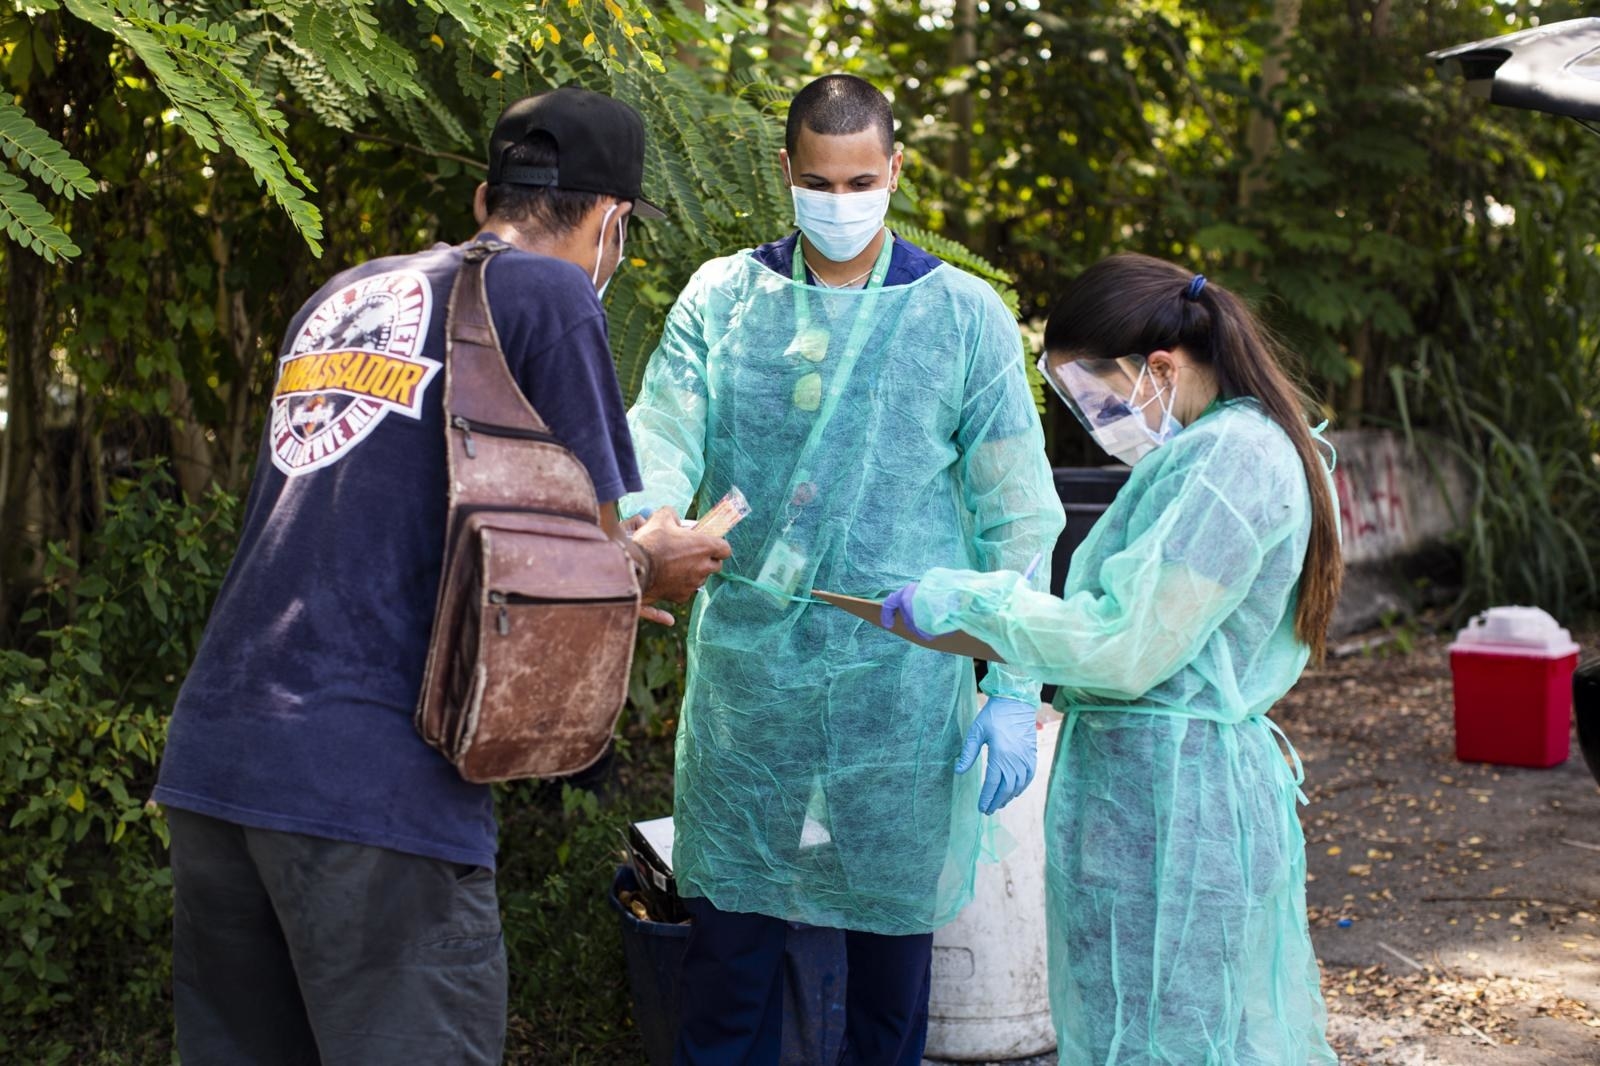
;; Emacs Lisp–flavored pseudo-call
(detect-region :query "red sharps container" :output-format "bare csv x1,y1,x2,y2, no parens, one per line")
1449,606,1580,768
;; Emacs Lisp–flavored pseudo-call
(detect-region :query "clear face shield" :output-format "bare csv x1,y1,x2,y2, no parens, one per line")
1035,352,1180,466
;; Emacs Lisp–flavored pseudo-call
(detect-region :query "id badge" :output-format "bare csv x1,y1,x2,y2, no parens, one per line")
755,540,808,601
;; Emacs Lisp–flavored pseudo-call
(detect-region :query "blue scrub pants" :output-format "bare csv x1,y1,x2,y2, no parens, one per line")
675,896,933,1066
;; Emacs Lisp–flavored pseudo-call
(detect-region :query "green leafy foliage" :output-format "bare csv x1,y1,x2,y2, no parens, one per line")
0,167,79,260
63,0,325,253
1392,185,1600,621
0,467,239,1056
822,0,1600,590
1,0,675,260
0,97,94,198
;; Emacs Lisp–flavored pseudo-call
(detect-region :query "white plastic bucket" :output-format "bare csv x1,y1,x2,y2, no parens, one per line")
924,707,1060,1061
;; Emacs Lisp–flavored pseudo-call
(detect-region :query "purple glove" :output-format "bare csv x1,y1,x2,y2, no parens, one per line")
881,582,952,640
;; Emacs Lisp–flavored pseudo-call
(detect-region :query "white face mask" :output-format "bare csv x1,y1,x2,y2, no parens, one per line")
592,202,627,298
789,177,890,263
1093,408,1167,466
1091,362,1179,466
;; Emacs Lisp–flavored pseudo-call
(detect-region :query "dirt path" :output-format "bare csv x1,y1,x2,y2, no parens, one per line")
1284,629,1600,1065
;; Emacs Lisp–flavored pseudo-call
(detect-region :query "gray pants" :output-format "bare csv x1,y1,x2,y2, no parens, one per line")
168,807,507,1065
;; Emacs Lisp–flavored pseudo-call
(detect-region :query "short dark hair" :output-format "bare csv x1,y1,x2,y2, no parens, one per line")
483,131,603,236
785,74,895,157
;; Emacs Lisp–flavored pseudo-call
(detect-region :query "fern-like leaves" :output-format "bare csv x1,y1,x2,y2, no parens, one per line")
0,169,81,261
0,97,96,261
0,98,96,200
63,0,325,254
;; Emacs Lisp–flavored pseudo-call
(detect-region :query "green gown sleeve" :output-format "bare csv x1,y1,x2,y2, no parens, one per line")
620,272,711,518
951,289,1066,706
915,443,1298,702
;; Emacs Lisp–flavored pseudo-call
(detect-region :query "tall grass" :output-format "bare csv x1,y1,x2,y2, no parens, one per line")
1391,194,1600,624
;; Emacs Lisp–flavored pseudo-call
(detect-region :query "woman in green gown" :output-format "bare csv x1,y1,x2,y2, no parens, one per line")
886,253,1343,1064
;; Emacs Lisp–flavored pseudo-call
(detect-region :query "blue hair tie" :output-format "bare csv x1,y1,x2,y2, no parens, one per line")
1185,274,1207,301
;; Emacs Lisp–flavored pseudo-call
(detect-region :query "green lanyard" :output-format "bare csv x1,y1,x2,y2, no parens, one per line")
785,230,895,490
727,231,898,603
790,228,895,285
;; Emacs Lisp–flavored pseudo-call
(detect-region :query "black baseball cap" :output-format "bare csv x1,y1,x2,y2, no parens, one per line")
487,88,666,219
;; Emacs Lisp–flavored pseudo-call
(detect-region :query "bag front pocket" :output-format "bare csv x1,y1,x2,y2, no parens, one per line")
444,519,640,782
454,592,639,781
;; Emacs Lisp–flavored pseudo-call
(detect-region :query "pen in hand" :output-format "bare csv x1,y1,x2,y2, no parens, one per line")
1021,550,1044,587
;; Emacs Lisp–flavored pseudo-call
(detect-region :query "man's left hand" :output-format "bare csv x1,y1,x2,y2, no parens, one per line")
954,696,1038,815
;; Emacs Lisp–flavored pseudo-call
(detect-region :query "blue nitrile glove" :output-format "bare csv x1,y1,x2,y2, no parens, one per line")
955,697,1038,815
881,582,951,640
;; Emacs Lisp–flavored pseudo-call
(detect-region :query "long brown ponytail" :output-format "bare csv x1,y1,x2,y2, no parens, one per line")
1043,252,1343,661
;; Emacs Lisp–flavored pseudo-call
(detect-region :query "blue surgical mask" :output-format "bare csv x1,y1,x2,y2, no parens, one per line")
790,183,890,263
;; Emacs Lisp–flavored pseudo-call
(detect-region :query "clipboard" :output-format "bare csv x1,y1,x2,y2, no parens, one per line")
811,589,1006,663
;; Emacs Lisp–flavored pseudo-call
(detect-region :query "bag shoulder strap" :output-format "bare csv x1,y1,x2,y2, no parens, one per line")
444,239,553,433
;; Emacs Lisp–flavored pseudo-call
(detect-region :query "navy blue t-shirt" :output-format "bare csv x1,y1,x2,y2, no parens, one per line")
155,234,640,869
751,230,942,287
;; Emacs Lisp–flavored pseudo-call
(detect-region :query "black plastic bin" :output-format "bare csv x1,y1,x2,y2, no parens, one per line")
1049,467,1130,598
609,866,846,1066
611,866,689,1065
1575,659,1600,786
1017,467,1129,700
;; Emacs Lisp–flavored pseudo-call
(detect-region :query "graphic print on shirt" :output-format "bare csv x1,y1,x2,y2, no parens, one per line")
270,270,437,476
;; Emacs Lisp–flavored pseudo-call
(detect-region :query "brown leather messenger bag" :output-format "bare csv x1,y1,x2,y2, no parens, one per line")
415,239,641,783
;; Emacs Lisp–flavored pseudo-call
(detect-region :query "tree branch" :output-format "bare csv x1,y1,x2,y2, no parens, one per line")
283,109,486,170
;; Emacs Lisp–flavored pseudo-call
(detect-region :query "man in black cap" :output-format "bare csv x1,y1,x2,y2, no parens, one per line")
153,88,728,1064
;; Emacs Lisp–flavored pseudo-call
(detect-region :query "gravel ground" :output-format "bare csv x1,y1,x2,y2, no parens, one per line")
926,625,1599,1066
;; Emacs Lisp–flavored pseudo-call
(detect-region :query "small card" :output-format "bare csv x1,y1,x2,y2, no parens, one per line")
693,487,751,538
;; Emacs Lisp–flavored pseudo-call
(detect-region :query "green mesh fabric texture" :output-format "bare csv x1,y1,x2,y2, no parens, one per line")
622,248,1063,934
914,400,1337,1063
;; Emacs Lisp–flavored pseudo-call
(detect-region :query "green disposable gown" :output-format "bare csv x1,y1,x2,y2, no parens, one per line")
622,243,1064,933
914,399,1337,1064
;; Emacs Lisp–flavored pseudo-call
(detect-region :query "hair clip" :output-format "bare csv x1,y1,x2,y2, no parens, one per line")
1184,274,1207,301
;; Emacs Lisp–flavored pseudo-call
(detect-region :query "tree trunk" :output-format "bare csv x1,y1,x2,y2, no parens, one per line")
1238,0,1302,209
678,0,705,69
764,0,814,72
221,284,262,493
1,241,53,633
1344,321,1372,424
946,0,978,241
169,372,217,501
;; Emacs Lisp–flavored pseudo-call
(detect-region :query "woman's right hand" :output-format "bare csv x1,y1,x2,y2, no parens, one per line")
881,582,953,640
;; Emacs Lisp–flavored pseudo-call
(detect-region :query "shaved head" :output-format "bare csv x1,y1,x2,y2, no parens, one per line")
786,74,895,157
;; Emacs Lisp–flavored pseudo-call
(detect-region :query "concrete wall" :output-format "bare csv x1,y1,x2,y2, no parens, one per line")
1325,429,1470,636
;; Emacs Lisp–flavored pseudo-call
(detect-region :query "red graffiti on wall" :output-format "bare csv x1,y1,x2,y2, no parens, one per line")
1333,449,1411,552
